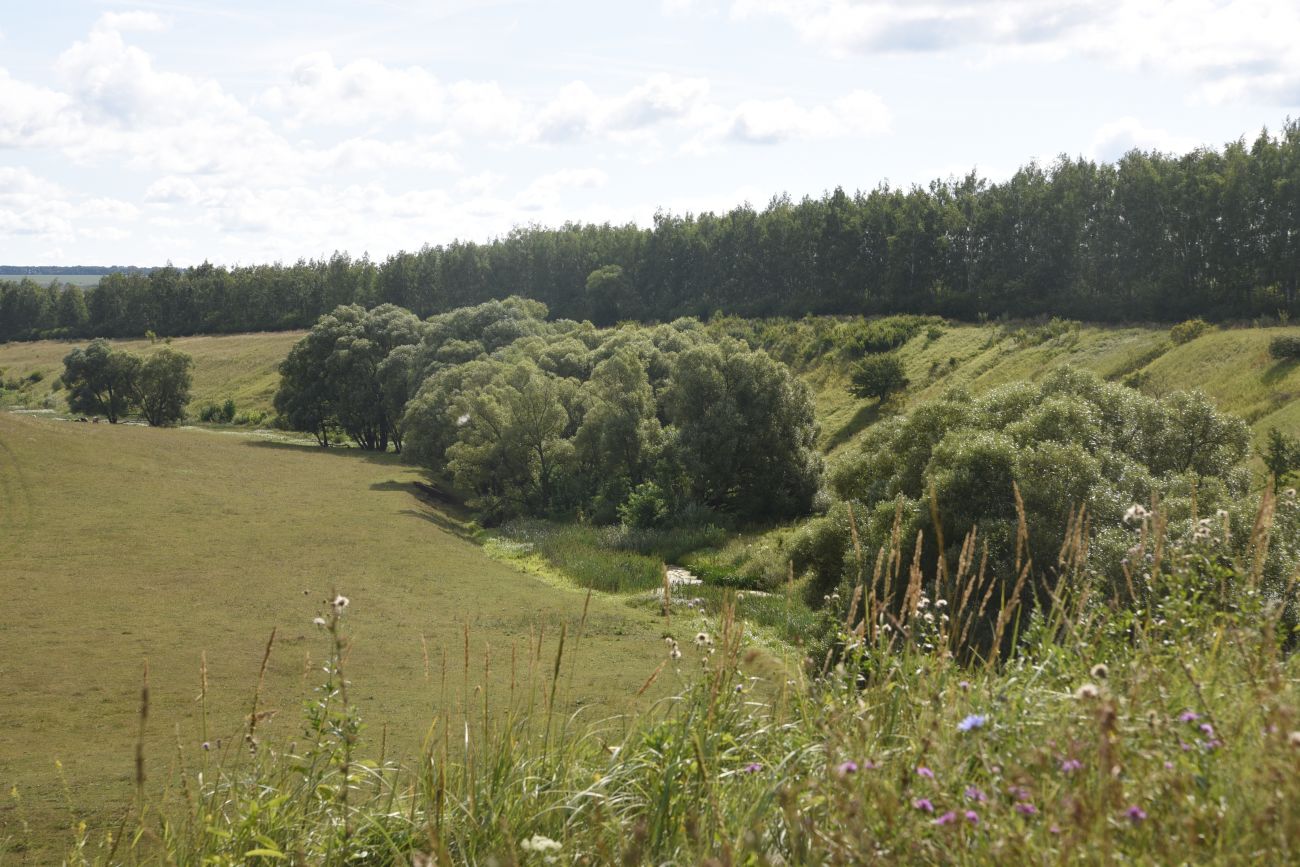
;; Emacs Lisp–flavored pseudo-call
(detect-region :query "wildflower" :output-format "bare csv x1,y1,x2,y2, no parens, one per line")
1123,504,1149,524
837,761,859,776
1090,663,1109,680
958,680,971,691
744,762,763,774
1199,722,1215,738
964,786,987,802
670,645,682,660
1164,761,1175,770
1075,683,1101,701
331,595,350,611
312,616,327,627
664,636,675,645
1216,509,1229,520
957,714,987,733
1288,731,1300,748
1049,824,1062,834
934,811,958,826
1014,802,1038,816
1060,759,1083,773
520,834,562,853
913,798,934,812
201,741,211,751
1124,805,1147,822
935,598,948,608
1178,710,1200,723
964,810,979,824
1286,488,1297,501
916,766,935,779
694,631,712,648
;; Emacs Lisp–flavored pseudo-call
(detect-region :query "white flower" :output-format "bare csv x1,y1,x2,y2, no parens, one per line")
694,631,712,648
331,595,350,611
1124,504,1149,525
520,834,562,853
1075,683,1102,700
312,616,327,627
1216,509,1230,520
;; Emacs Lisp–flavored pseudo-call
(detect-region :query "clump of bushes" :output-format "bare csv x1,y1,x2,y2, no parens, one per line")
838,315,942,357
1169,318,1212,344
1268,334,1300,359
848,353,908,402
198,398,237,423
1005,316,1080,346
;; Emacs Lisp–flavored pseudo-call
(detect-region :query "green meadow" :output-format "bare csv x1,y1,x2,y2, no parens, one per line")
0,411,668,859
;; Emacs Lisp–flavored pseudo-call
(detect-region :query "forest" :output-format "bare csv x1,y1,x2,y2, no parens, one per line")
3,123,1299,344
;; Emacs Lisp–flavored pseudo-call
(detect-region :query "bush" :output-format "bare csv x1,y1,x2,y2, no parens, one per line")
619,481,669,529
1169,318,1211,344
848,353,908,402
1269,335,1300,359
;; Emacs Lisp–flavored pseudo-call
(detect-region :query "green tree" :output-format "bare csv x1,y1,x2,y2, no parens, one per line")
849,353,908,401
134,347,194,426
1263,427,1300,482
62,339,141,423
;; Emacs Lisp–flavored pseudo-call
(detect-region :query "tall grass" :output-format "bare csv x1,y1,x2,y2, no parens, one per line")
25,493,1300,865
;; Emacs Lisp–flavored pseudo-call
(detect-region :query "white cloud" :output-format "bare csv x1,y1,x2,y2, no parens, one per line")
94,11,168,34
1089,118,1199,162
727,0,1300,106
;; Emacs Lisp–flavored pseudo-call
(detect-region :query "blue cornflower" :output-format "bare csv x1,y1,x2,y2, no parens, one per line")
957,714,987,732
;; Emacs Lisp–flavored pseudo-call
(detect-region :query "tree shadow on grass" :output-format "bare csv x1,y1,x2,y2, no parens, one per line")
1262,358,1300,386
242,438,403,466
822,402,880,452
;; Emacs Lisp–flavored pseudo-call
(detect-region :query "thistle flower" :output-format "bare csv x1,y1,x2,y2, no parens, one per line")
1124,805,1147,822
957,714,987,732
670,646,682,660
964,810,979,824
836,761,858,776
331,595,350,611
916,766,935,779
1178,710,1200,723
1075,683,1101,700
964,786,987,802
1123,504,1149,525
1015,802,1038,816
1288,731,1300,748
694,631,712,648
1060,758,1083,773
1090,663,1109,680
744,762,763,774
933,811,957,826
913,798,934,812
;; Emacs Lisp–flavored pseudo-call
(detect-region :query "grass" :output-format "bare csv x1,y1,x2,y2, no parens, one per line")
0,331,303,417
0,412,670,861
38,484,1300,864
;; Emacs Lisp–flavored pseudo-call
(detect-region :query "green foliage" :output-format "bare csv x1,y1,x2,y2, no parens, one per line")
1263,427,1300,482
61,338,141,423
1269,334,1300,359
619,481,669,529
848,352,908,401
497,521,665,593
1170,318,1212,344
839,315,939,356
822,368,1258,617
134,346,194,426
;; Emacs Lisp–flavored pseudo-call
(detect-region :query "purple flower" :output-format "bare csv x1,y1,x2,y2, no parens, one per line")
964,786,987,803
1060,759,1083,773
913,798,934,812
1125,805,1147,822
1179,710,1200,723
1015,803,1038,816
743,762,763,774
964,810,979,824
957,714,988,732
1164,761,1174,770
958,680,971,691
1049,824,1062,835
934,811,958,826
916,766,935,779
836,761,858,776
1199,723,1215,737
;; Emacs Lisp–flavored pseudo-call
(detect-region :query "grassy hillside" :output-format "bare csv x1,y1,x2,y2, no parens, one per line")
804,321,1300,455
0,331,303,418
0,412,668,859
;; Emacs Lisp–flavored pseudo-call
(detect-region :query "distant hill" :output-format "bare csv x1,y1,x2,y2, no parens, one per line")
0,265,152,276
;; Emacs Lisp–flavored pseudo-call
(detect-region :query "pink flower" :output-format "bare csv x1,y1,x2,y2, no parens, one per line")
836,761,859,776
916,766,935,779
964,786,987,802
1125,805,1147,822
1015,803,1038,816
934,811,958,826
1060,759,1083,773
913,798,935,812
964,810,979,825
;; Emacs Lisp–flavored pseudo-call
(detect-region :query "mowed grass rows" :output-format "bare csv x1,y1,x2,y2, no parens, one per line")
0,412,667,858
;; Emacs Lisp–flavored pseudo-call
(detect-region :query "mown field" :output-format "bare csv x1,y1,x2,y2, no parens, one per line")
0,411,669,860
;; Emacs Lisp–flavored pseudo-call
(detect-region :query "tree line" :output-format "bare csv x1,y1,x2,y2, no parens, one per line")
275,298,823,525
3,122,1298,343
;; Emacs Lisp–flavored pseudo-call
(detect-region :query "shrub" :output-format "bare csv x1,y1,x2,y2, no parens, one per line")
619,481,669,529
848,353,908,402
1269,335,1300,359
1169,318,1211,344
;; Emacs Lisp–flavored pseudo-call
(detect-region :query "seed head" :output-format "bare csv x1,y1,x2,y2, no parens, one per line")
1090,663,1109,680
1075,683,1102,701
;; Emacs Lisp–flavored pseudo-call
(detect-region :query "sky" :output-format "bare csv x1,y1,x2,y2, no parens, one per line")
0,0,1297,267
